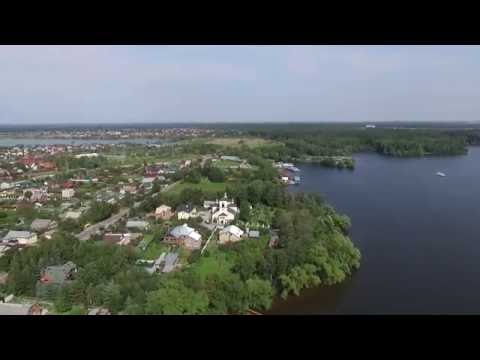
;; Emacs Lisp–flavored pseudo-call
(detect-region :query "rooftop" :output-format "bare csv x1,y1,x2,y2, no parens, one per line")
170,223,201,240
221,225,244,238
2,231,35,241
0,303,32,315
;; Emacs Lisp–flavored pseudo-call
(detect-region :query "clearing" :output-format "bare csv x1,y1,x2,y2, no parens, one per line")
205,137,277,148
166,178,227,195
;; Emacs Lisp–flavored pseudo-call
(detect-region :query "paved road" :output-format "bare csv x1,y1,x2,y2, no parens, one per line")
77,208,129,241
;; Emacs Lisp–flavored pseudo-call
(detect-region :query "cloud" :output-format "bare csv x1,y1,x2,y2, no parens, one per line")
0,45,480,124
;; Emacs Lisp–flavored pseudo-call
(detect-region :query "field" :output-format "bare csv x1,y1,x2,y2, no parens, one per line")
206,137,276,148
212,159,241,169
191,252,233,282
138,235,169,260
0,209,18,229
166,178,227,195
108,150,202,167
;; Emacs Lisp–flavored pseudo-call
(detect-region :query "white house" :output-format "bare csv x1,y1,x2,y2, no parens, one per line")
0,182,13,190
142,177,156,187
2,231,38,246
205,193,239,227
64,211,82,220
62,188,75,200
176,204,198,220
218,225,244,244
75,153,98,159
126,220,149,231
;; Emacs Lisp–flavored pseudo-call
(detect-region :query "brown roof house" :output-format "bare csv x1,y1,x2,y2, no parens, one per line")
218,225,244,245
164,223,202,250
155,205,174,221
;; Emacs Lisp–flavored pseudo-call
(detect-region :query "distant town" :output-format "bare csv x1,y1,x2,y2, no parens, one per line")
0,127,216,140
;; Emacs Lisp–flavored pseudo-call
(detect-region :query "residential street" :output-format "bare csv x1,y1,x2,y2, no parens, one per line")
77,208,129,241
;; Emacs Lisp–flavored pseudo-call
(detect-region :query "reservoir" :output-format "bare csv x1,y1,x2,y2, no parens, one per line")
268,147,480,314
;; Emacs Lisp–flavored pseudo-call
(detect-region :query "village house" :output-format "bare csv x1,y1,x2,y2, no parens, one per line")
269,229,280,248
120,184,138,195
218,225,245,244
19,156,38,170
176,203,198,220
162,252,179,273
144,164,164,177
146,253,166,274
126,219,149,231
0,182,13,190
204,193,239,227
88,308,111,315
37,160,56,171
30,219,56,233
75,153,98,159
0,168,12,181
103,233,124,245
141,177,156,190
39,261,77,285
0,302,47,316
64,210,82,220
62,188,75,200
0,189,18,201
179,159,192,169
103,232,141,246
1,230,38,246
36,261,77,297
63,180,75,189
248,230,260,239
155,205,174,220
164,223,202,250
280,173,290,184
23,188,49,203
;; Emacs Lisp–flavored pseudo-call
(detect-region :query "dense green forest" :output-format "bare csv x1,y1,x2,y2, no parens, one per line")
238,124,480,159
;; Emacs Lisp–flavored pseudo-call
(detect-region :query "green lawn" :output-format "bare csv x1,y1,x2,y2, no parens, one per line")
212,159,240,169
191,252,233,281
205,137,277,148
167,178,227,195
118,152,202,166
0,209,19,228
138,235,169,260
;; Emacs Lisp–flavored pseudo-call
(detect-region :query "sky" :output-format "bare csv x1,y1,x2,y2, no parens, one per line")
1,45,480,124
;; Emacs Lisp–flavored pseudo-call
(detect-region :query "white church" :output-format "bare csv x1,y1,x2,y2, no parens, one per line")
203,193,239,227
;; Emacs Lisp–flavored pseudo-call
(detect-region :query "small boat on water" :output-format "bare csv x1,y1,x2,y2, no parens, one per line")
436,172,446,177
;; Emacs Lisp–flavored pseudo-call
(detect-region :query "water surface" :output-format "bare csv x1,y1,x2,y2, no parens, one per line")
268,147,480,314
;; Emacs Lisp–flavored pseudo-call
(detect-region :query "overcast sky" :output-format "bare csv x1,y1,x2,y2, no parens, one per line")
1,45,480,124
